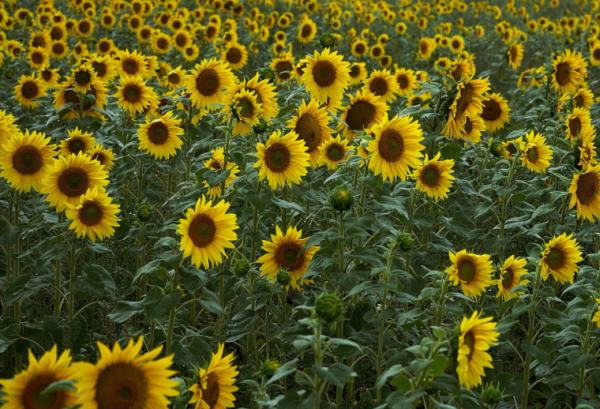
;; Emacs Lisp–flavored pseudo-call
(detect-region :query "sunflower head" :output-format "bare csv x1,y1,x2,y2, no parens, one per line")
539,233,583,284
445,250,493,298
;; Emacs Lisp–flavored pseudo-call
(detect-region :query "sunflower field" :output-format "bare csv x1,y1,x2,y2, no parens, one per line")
4,0,600,408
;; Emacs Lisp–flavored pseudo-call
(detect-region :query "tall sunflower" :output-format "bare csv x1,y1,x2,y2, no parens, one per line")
565,107,592,140
481,93,510,133
202,147,240,200
114,75,155,115
363,69,399,103
318,135,352,170
302,48,350,104
74,337,179,409
0,346,77,409
70,64,98,94
65,187,121,242
552,49,587,95
188,343,239,409
137,111,184,160
254,130,310,190
569,163,600,222
442,77,490,139
394,67,418,96
177,196,238,269
412,152,455,201
59,127,96,157
0,110,20,151
338,91,387,140
367,114,424,182
287,99,333,167
457,311,499,389
40,152,109,212
494,255,529,301
539,233,583,284
445,250,493,298
519,131,553,173
185,58,236,109
14,74,47,108
0,130,56,192
256,226,321,290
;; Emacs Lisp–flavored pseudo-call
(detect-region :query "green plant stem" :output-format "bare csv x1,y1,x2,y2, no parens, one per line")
500,155,518,261
282,188,289,231
13,191,21,370
166,266,180,356
376,246,395,401
67,239,77,322
55,213,63,316
522,268,542,409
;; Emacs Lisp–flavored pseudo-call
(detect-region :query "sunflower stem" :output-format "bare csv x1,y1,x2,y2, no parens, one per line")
166,266,180,356
54,213,64,316
67,238,77,322
282,188,289,231
522,267,542,409
376,242,396,401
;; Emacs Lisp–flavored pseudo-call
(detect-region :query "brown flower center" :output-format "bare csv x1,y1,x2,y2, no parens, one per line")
295,114,322,153
264,142,290,173
369,77,388,96
301,24,312,38
481,98,501,121
312,61,337,87
196,69,220,96
157,37,169,50
206,26,217,39
79,201,103,226
378,129,404,162
52,43,65,55
168,73,180,84
501,267,514,288
526,146,538,163
275,242,305,271
175,33,187,47
555,62,571,86
75,70,92,86
397,74,408,89
22,375,64,409
95,362,148,409
148,121,169,144
12,146,43,175
236,97,254,118
68,138,85,154
594,49,600,61
58,167,89,197
569,117,582,137
421,165,440,187
123,85,141,102
275,61,293,80
354,43,365,54
326,143,344,161
458,259,475,283
350,65,361,78
455,83,474,118
346,100,376,131
463,330,476,360
546,248,565,269
78,21,90,34
226,47,242,64
576,172,599,205
21,81,40,99
189,214,216,248
92,152,105,165
32,52,44,64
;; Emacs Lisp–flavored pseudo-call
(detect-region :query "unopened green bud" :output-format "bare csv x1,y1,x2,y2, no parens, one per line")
259,67,276,82
137,205,153,222
481,383,502,407
489,138,504,158
315,292,343,323
276,269,292,286
261,359,280,377
397,232,415,252
233,256,250,278
329,187,354,212
319,33,337,49
253,117,269,134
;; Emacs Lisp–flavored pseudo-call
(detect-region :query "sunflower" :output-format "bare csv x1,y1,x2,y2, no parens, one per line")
0,130,56,192
494,255,529,301
256,226,321,290
442,78,490,139
49,40,69,59
565,107,592,140
293,59,308,83
363,69,399,103
188,344,239,409
298,18,317,43
459,115,486,143
39,68,61,88
14,74,46,108
418,37,436,59
577,130,598,168
338,91,387,140
0,110,20,151
318,135,352,170
445,250,493,298
591,42,600,66
185,58,236,109
152,32,172,54
572,88,594,110
89,55,118,84
0,346,77,409
114,75,155,115
254,130,310,189
172,29,191,52
230,89,263,130
28,47,49,70
449,59,474,82
500,137,523,160
412,152,455,201
351,39,369,58
552,49,587,95
202,147,240,200
41,152,109,212
271,52,295,82
65,187,120,242
59,127,96,157
287,99,333,167
370,44,385,60
137,111,184,159
539,233,583,284
177,196,238,269
481,93,510,133
302,48,350,104
457,311,499,389
70,64,98,94
116,49,149,78
569,163,600,222
407,92,432,108
519,131,553,173
348,62,368,86
394,68,418,96
89,144,115,171
74,337,178,409
367,114,424,182
507,43,524,70
222,42,248,70
54,79,108,120
96,38,115,55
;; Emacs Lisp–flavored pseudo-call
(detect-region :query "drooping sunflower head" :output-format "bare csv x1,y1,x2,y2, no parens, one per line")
459,115,486,143
456,311,499,389
480,92,510,133
494,255,529,301
65,186,121,242
442,77,490,139
254,130,310,190
185,58,236,109
256,225,321,290
177,196,239,269
0,130,57,193
539,233,583,284
0,346,78,409
367,114,425,182
318,135,352,170
448,59,474,82
338,90,387,140
302,48,350,104
519,131,553,173
569,163,600,223
412,152,455,201
14,74,47,108
287,98,333,167
363,69,399,103
138,111,184,160
445,250,493,298
40,152,110,212
202,147,240,200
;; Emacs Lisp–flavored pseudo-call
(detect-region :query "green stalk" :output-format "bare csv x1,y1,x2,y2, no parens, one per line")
376,244,395,401
166,266,180,356
522,268,542,409
499,155,518,261
54,213,63,316
68,239,77,322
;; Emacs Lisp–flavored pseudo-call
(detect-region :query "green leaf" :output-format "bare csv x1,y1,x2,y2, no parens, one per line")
143,288,182,321
424,374,461,398
377,196,408,219
267,359,299,385
108,300,144,324
133,259,164,283
204,169,231,188
199,288,225,315
271,196,305,213
440,143,462,160
0,219,23,246
312,363,352,387
42,380,77,395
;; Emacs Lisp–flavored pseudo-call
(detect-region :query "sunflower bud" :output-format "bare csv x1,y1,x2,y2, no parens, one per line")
259,67,276,82
319,33,337,49
233,256,250,278
315,292,343,323
5,70,14,79
397,231,415,252
329,187,354,212
253,118,269,134
261,359,280,377
489,138,504,158
481,383,502,407
276,269,292,286
137,205,153,222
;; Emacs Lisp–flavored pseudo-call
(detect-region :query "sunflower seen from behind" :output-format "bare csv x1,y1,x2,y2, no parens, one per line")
65,187,120,242
74,337,179,409
178,196,238,269
302,48,350,104
188,343,239,409
256,225,321,290
138,111,184,160
412,152,455,201
254,130,310,190
445,250,493,298
40,152,109,212
0,346,77,409
287,99,333,167
456,311,499,389
367,114,424,182
494,255,529,301
539,233,583,284
185,58,236,109
0,130,56,193
569,163,600,222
